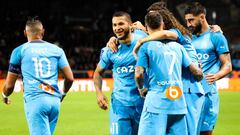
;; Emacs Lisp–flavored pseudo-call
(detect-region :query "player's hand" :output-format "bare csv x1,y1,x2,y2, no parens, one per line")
61,95,66,102
139,88,148,98
132,21,146,32
2,96,11,105
96,92,108,110
210,25,223,33
133,39,143,59
205,73,220,84
106,37,118,52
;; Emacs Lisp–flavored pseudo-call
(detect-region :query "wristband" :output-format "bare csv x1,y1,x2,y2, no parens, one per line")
2,92,8,98
62,92,67,96
138,86,145,91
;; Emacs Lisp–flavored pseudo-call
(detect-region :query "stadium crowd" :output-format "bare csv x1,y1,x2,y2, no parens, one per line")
0,0,239,78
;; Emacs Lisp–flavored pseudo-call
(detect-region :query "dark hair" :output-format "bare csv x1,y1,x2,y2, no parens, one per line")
146,1,167,12
26,16,42,27
112,11,132,23
157,9,192,38
145,11,163,29
184,2,207,16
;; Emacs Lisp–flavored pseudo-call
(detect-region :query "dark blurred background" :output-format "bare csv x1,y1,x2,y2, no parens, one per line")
0,0,240,78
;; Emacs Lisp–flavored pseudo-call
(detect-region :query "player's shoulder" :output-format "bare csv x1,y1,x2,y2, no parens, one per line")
133,29,148,38
100,46,112,57
12,43,26,54
210,31,225,38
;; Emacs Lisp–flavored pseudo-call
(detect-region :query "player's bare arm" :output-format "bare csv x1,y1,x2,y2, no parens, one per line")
189,63,204,81
133,30,178,59
206,53,232,84
60,66,74,102
93,65,109,110
106,36,118,52
2,72,18,105
135,66,147,97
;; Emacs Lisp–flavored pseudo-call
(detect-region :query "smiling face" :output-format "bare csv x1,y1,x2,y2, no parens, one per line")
112,16,131,40
185,14,202,35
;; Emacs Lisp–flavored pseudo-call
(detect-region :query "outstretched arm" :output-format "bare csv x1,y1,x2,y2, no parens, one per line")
93,65,109,110
133,30,178,59
206,53,232,84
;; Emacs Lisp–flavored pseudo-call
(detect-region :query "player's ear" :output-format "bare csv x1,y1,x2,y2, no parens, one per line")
24,30,27,37
41,28,45,37
199,13,205,20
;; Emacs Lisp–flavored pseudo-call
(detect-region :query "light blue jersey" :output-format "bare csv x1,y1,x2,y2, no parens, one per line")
170,28,204,94
192,30,229,93
136,41,192,114
98,30,147,106
9,40,69,101
170,29,205,135
9,40,69,135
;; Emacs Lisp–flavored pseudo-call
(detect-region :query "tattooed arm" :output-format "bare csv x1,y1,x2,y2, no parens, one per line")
206,53,232,84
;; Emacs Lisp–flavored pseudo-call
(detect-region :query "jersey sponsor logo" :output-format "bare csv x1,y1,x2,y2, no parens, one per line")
197,53,209,60
157,80,181,86
39,83,54,94
116,65,134,74
165,86,182,100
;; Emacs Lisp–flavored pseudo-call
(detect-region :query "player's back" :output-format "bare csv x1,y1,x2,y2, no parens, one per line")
14,40,66,101
146,41,186,92
137,40,191,114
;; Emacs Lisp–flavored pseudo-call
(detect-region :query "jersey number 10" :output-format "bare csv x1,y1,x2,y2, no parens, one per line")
32,57,51,78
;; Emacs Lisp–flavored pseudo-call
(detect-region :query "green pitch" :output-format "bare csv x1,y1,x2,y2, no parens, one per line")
0,92,239,135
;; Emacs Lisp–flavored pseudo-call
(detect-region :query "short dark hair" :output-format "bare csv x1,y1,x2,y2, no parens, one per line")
26,16,42,27
112,11,132,23
184,2,207,16
145,11,163,29
146,1,167,13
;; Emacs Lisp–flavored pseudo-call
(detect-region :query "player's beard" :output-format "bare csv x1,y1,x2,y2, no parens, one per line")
188,21,202,35
117,28,130,40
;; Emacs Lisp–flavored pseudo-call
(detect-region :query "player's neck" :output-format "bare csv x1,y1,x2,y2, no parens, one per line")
199,20,210,35
119,33,133,45
27,36,43,42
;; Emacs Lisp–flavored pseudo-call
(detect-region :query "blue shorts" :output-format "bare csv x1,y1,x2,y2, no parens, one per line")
200,92,219,131
184,93,205,135
138,111,188,135
24,95,61,135
110,103,143,135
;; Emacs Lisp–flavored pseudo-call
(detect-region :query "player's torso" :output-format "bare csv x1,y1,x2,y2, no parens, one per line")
192,32,221,74
109,34,145,106
192,32,221,93
20,41,62,99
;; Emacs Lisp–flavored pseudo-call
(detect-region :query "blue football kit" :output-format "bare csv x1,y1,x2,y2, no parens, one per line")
136,40,192,135
97,30,147,135
9,40,69,135
170,28,205,135
192,30,229,131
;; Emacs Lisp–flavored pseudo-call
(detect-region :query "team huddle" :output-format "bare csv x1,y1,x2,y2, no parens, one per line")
94,2,231,135
1,1,231,135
